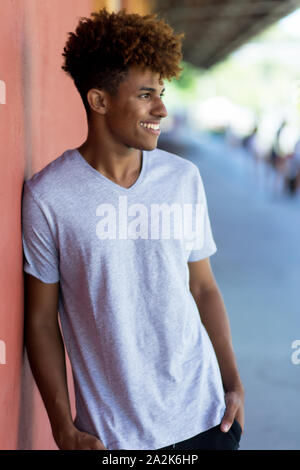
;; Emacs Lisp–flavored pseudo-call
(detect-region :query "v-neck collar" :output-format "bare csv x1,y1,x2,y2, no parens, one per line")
73,148,148,193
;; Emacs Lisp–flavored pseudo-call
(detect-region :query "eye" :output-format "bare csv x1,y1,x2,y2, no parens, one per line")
139,93,165,99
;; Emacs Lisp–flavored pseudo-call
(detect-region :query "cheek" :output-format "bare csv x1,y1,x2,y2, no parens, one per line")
106,113,127,134
106,101,145,136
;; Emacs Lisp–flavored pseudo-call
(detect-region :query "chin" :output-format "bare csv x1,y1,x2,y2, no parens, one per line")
144,143,157,151
140,139,158,151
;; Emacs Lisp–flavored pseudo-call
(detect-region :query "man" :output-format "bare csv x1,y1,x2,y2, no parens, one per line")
22,8,244,450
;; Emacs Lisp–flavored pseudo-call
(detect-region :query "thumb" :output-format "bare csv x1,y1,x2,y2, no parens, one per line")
220,407,235,433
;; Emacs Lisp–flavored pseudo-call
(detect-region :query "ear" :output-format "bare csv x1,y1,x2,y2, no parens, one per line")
86,88,109,115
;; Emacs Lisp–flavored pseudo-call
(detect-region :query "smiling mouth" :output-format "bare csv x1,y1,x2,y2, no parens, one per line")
140,122,161,135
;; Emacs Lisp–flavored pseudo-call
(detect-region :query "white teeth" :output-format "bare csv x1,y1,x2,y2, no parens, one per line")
141,122,159,130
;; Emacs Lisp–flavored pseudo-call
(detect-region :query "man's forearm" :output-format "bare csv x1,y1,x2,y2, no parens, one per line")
25,316,107,450
192,286,243,393
25,318,74,440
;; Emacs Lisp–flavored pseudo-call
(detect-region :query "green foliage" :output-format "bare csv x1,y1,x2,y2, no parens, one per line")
171,61,198,92
165,23,300,121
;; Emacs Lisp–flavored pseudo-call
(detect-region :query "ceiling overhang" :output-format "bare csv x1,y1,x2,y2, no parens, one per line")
152,0,300,69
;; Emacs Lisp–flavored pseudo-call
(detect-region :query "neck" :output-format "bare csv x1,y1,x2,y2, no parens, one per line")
77,136,143,186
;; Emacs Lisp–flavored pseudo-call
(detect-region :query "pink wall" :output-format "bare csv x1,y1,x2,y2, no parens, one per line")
0,0,94,450
0,0,151,450
0,0,25,450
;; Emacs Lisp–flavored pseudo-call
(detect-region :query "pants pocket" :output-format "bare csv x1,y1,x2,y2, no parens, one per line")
227,419,242,449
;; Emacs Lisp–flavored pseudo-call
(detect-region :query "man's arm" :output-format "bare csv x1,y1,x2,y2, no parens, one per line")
188,258,245,433
24,272,107,449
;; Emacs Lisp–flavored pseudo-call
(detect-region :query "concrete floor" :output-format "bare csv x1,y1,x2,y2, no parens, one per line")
158,127,300,450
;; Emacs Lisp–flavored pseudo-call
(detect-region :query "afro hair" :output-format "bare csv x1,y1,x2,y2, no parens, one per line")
61,8,184,118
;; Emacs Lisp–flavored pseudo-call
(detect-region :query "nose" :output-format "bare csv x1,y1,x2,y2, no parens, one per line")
152,96,168,119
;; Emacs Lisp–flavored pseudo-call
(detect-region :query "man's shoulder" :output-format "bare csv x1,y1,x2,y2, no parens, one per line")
23,149,74,201
150,147,199,176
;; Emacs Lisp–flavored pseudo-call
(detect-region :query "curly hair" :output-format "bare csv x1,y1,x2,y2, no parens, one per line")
61,8,184,118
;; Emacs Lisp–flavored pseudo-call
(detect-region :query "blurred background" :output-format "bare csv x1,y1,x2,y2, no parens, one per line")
1,0,299,450
156,0,300,451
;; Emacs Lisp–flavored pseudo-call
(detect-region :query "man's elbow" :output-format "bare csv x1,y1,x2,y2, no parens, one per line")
189,280,219,301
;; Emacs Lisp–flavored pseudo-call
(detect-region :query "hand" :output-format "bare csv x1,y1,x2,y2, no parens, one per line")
54,425,108,450
220,388,245,434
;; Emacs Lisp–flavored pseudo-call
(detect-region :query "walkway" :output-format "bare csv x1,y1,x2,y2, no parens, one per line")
159,127,300,450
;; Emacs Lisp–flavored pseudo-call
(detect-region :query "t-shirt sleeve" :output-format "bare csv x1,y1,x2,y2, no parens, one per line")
187,167,217,262
21,183,60,283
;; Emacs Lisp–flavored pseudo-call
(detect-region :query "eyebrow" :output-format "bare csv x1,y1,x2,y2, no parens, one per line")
139,87,165,93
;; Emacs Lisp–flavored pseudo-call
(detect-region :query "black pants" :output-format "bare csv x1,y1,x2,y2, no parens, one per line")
156,419,242,450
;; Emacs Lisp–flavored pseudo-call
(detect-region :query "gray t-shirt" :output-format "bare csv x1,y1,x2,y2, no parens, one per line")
22,147,226,450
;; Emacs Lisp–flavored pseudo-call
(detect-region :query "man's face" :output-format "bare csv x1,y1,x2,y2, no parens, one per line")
104,66,168,152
